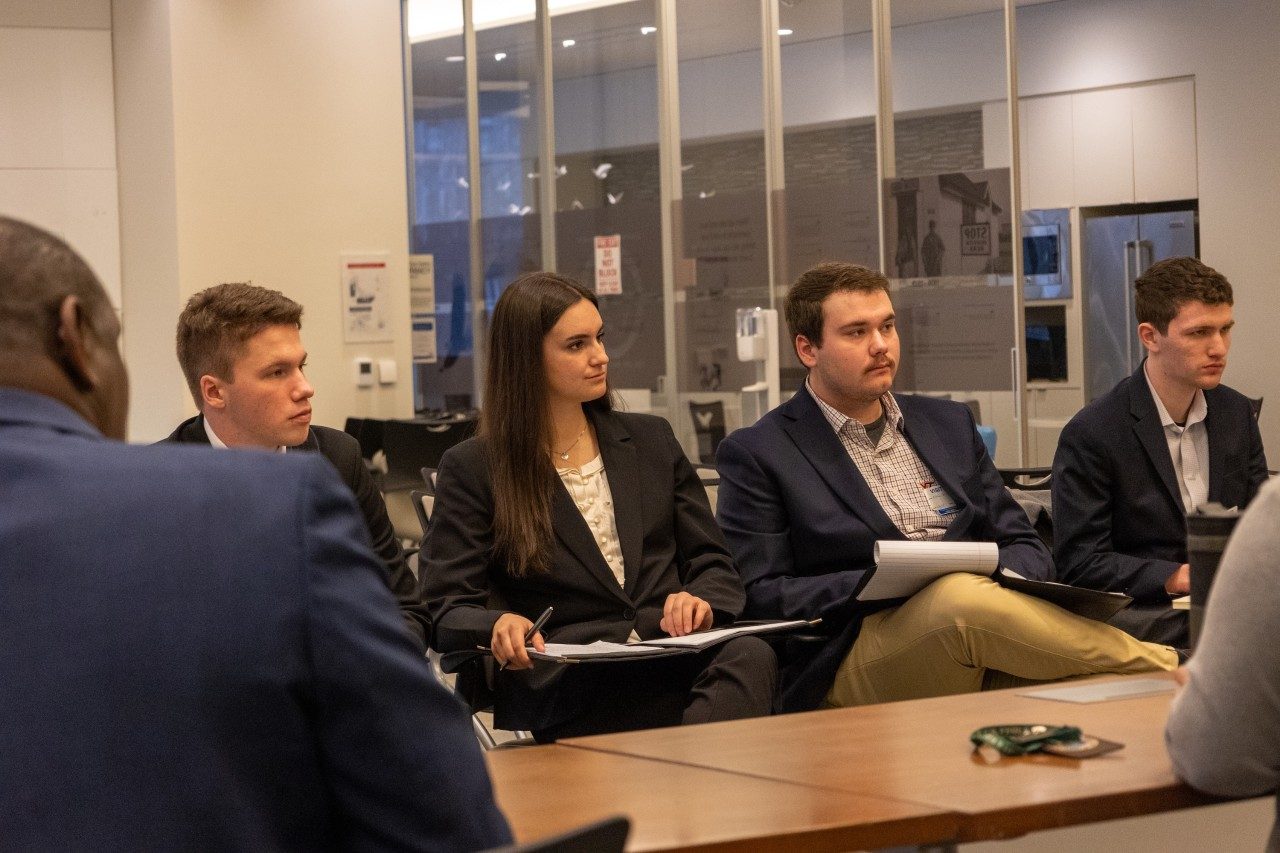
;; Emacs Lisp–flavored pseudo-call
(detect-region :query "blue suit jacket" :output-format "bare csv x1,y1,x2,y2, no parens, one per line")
0,389,511,852
1052,364,1268,602
716,386,1052,711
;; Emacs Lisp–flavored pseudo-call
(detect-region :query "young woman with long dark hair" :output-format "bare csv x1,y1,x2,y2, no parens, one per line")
422,272,776,741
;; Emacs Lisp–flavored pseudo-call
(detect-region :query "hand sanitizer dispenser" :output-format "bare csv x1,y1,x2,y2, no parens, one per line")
736,307,780,427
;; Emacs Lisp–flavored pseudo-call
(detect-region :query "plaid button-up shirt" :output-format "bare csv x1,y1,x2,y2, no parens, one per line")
807,380,957,541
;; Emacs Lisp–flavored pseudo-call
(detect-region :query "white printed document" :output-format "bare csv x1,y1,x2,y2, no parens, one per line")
527,619,819,663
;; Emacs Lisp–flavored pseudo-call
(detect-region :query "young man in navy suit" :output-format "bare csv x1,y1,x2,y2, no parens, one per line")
715,261,1176,713
162,282,426,645
0,216,511,850
1053,258,1268,647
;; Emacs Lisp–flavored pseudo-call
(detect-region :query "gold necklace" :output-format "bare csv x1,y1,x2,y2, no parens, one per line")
553,426,587,461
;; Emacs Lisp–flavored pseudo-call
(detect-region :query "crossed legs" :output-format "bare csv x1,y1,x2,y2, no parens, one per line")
824,572,1177,707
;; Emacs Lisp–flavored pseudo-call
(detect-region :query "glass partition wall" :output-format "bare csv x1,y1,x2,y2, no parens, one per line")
404,0,1039,465
887,2,1024,467
552,1,666,417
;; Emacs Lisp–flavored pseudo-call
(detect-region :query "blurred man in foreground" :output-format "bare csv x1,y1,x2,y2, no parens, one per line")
0,216,510,851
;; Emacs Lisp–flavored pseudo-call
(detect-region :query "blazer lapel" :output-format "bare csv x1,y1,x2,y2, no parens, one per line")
591,411,646,598
782,389,901,542
1129,368,1183,512
1204,389,1229,503
551,476,632,606
897,398,976,535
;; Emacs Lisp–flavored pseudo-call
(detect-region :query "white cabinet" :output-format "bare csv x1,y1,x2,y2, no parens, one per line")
1132,79,1198,202
1013,78,1197,210
1025,385,1084,468
1021,94,1075,210
1072,88,1134,206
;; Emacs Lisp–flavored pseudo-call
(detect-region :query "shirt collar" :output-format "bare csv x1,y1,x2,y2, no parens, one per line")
202,416,286,453
1143,362,1207,431
805,377,902,436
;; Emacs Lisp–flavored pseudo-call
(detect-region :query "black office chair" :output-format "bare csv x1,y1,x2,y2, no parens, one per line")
485,816,629,853
351,417,384,462
1000,467,1053,550
382,419,476,491
998,466,1052,489
410,488,434,542
413,484,535,750
688,400,726,464
693,463,720,513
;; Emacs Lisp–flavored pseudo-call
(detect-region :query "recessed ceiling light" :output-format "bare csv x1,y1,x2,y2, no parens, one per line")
494,52,507,61
562,38,576,47
445,55,464,62
777,28,793,36
640,26,656,35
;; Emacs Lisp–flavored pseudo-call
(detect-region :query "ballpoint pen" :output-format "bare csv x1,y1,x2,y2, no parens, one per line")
500,606,553,671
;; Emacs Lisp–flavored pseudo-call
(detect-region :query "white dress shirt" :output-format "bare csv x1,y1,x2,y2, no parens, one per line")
203,418,286,453
1144,364,1210,513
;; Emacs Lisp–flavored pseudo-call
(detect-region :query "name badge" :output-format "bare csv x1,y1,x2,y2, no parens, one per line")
921,481,960,516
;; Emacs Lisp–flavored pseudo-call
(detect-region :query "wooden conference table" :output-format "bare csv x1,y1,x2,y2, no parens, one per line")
485,673,1224,851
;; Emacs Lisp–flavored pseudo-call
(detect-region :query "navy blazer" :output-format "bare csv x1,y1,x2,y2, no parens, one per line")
1053,363,1268,602
162,414,427,645
0,389,510,851
716,386,1052,712
422,408,745,730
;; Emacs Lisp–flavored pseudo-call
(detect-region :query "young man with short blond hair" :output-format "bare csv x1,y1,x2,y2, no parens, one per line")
165,282,426,644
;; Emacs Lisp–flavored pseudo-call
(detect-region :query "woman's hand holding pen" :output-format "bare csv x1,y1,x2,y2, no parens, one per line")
660,592,713,637
491,613,545,671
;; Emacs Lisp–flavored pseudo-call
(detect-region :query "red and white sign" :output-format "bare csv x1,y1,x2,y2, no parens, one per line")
594,234,622,295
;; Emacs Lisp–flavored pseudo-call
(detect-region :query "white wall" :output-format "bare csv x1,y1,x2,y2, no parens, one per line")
0,1,121,308
113,0,415,441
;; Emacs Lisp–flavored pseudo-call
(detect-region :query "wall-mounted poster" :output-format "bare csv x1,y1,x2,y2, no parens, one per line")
409,253,437,364
883,168,1012,281
340,252,391,343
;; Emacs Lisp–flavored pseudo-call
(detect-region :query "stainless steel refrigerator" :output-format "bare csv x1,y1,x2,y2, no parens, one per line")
1082,205,1198,401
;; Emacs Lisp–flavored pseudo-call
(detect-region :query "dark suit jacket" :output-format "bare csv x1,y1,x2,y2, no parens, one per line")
1053,363,1268,602
421,408,746,730
163,414,427,644
0,388,510,851
716,386,1053,712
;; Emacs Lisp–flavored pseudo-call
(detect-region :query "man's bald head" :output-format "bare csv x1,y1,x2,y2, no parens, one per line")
0,216,128,439
0,218,114,353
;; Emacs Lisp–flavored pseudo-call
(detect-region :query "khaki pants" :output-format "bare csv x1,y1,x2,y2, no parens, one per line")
823,572,1178,708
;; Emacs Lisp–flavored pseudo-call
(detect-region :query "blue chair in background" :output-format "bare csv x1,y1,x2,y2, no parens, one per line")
977,425,997,460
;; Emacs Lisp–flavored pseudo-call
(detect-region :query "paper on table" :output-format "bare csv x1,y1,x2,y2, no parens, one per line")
1020,678,1176,704
858,541,999,601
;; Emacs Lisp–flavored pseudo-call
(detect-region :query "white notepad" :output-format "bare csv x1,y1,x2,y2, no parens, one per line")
858,541,998,600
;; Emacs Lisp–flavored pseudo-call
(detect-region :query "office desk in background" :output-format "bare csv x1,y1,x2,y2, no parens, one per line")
487,674,1260,851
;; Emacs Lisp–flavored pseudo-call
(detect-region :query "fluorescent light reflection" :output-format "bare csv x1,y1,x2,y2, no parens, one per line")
408,0,639,43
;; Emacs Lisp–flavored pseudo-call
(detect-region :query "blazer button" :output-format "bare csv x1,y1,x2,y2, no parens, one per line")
623,608,636,620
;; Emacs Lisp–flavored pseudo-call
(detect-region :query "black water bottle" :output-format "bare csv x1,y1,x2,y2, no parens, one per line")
1186,503,1241,648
